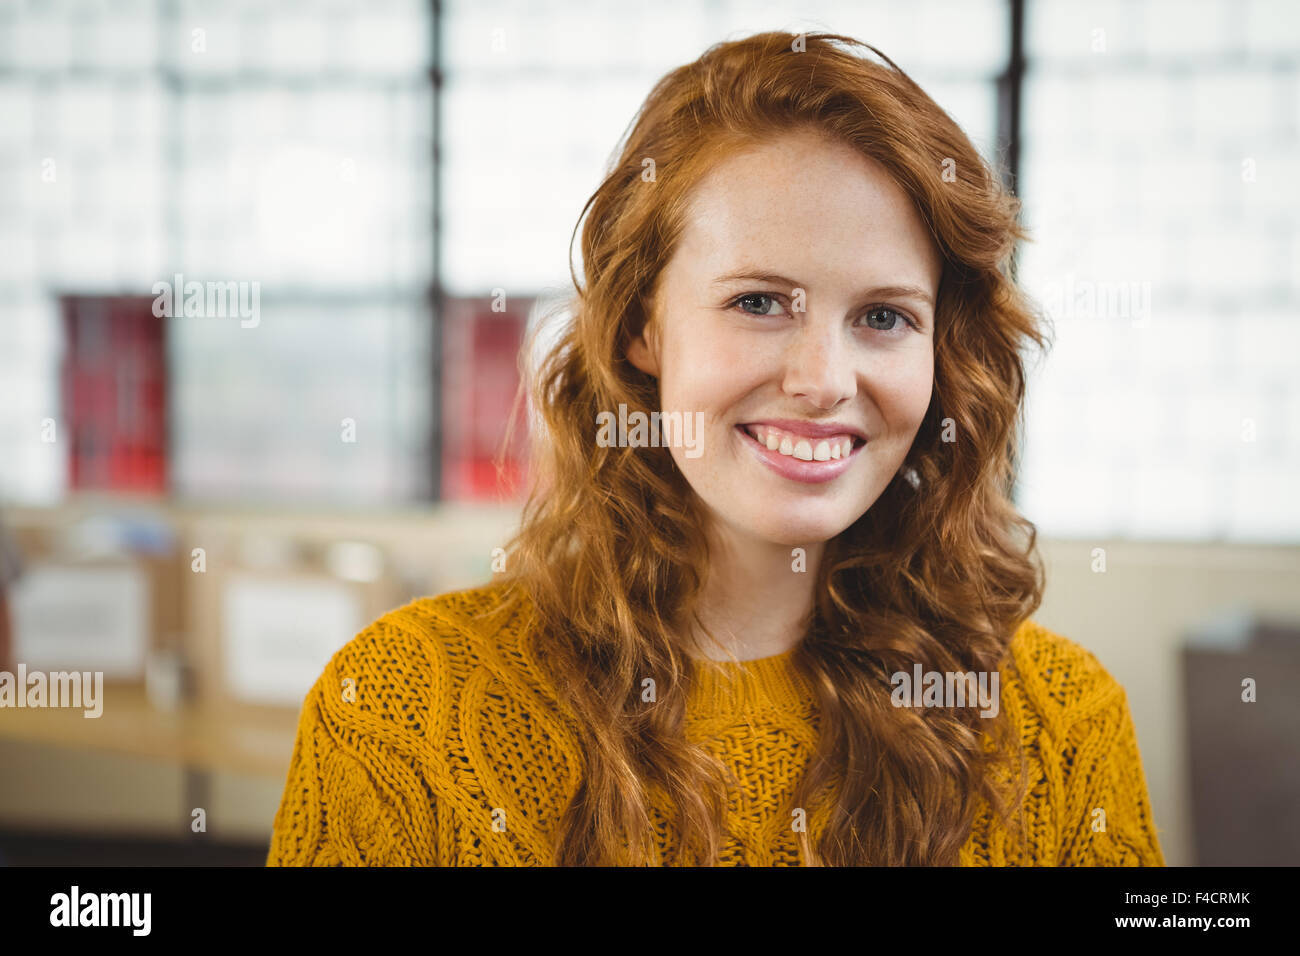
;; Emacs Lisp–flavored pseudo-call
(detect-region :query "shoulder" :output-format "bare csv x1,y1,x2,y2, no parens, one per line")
327,580,526,677
981,620,1164,865
305,580,537,746
1003,617,1130,742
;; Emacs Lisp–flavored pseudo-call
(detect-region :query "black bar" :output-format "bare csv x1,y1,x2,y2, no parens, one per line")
996,0,1026,198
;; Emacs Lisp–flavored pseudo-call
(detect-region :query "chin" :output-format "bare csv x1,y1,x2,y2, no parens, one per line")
739,512,860,549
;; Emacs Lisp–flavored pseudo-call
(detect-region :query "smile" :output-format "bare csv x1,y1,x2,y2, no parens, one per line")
735,422,866,484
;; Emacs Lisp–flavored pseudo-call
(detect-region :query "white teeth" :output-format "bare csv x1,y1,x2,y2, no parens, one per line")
747,424,860,461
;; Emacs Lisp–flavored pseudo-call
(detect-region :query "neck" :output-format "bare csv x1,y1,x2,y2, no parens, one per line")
689,523,824,662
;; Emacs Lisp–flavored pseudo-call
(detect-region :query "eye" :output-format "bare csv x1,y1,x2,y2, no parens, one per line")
857,305,914,333
730,293,787,317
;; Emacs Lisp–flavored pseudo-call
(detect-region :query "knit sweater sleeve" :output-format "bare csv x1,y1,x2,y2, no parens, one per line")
265,670,420,866
264,600,456,868
1055,679,1166,866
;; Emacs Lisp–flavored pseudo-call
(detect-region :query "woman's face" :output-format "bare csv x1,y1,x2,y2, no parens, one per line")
627,127,943,549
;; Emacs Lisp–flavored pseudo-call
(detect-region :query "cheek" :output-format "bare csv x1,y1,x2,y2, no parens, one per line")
872,351,934,431
658,326,761,412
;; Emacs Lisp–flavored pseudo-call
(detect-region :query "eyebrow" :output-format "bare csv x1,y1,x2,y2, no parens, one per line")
711,270,935,308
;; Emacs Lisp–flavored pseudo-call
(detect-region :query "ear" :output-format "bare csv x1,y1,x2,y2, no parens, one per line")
626,320,660,378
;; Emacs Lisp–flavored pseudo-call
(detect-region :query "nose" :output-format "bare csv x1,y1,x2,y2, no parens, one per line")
780,314,857,410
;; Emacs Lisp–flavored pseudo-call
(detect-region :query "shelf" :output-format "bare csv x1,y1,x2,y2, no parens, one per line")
0,684,300,779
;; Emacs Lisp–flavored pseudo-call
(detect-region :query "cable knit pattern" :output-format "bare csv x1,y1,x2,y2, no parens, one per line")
267,583,1166,866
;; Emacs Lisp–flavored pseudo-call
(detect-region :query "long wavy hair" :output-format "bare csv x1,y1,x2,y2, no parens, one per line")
488,30,1051,866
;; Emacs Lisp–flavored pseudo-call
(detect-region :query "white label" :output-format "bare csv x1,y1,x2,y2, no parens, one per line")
10,564,149,677
222,574,361,706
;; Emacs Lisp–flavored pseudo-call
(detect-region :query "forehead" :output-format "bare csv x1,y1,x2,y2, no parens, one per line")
670,129,943,293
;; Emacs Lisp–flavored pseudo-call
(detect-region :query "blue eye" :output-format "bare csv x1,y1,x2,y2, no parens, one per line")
857,305,913,333
731,293,786,316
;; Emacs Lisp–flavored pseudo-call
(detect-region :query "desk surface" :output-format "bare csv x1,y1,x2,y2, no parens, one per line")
0,685,300,778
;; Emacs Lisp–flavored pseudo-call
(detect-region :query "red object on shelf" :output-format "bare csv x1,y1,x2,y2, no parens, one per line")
60,296,168,495
441,296,529,501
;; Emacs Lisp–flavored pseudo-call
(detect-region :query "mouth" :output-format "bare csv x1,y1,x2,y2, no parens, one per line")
736,422,867,461
734,422,867,485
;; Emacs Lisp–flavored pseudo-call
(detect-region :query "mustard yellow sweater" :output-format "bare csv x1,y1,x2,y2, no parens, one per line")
266,583,1166,866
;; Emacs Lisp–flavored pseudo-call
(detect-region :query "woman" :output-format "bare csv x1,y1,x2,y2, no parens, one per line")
268,31,1165,867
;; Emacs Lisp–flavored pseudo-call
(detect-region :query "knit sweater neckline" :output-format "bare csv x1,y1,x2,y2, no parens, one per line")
685,646,817,716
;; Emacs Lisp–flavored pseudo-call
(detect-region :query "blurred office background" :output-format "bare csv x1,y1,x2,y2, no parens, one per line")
0,0,1297,866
